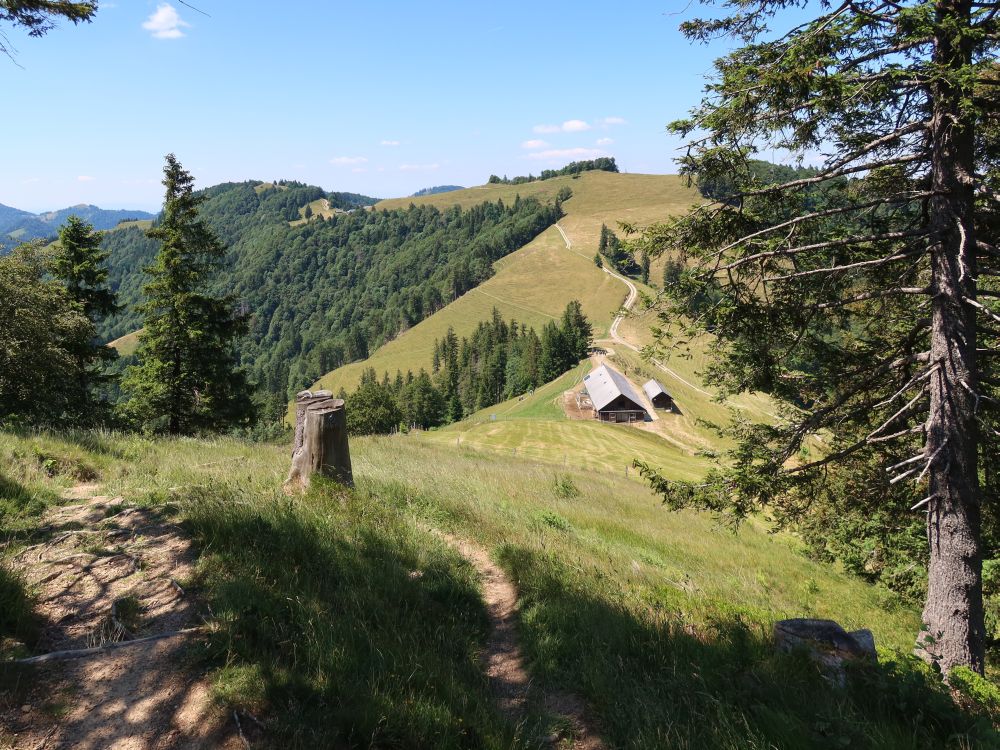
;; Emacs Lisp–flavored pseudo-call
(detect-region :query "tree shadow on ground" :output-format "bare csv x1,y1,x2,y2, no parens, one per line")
0,639,243,750
182,481,533,750
497,545,1000,750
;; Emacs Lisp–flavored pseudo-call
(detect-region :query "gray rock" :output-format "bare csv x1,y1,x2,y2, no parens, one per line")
848,628,877,658
774,618,877,685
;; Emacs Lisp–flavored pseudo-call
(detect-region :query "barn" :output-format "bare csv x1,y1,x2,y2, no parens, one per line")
642,379,674,411
583,364,648,423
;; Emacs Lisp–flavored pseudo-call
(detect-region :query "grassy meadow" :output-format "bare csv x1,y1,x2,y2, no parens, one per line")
306,223,624,401
416,363,711,480
2,428,997,748
108,328,142,356
309,171,699,398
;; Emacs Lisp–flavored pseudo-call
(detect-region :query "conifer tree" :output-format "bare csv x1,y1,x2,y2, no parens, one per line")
539,321,568,382
637,0,999,674
120,154,254,434
560,299,593,361
51,216,117,419
1,1,97,60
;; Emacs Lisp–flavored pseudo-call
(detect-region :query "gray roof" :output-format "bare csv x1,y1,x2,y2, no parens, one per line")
584,364,647,412
642,379,671,400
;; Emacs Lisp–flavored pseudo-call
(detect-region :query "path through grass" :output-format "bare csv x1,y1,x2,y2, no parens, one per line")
1,429,996,748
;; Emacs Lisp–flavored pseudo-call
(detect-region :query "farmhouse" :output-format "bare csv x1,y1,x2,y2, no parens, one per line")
642,379,675,411
583,364,648,423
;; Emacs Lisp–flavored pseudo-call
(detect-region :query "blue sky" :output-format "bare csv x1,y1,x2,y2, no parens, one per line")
2,1,729,212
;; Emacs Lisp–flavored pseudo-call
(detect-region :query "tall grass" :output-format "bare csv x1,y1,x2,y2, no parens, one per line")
1,429,997,747
184,481,528,749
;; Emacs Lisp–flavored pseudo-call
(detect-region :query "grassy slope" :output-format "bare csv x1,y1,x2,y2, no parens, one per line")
306,172,750,479
289,198,340,226
2,429,993,749
309,172,696,398
108,329,141,356
318,171,786,479
417,363,711,481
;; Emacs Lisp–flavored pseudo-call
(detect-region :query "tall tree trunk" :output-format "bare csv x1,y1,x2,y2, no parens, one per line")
169,345,182,436
920,0,984,675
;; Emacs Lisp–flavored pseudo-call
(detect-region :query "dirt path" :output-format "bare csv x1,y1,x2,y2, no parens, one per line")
0,485,241,750
433,530,605,750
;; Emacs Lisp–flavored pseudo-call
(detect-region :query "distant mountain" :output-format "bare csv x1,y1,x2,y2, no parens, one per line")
0,202,157,251
411,185,464,198
0,203,35,228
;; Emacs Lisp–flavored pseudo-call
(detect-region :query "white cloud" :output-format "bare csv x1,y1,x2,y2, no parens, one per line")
561,119,591,133
596,137,614,146
399,163,439,172
526,147,605,161
521,139,548,150
77,175,95,182
142,4,189,39
533,120,592,134
380,140,400,146
602,116,627,126
330,156,368,165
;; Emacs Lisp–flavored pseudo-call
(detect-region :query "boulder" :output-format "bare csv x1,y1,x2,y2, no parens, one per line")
774,618,877,685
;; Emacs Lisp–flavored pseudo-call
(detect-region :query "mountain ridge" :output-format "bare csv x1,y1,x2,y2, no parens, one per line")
0,201,157,249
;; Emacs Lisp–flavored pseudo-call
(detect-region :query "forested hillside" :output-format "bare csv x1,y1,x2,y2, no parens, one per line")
99,181,563,417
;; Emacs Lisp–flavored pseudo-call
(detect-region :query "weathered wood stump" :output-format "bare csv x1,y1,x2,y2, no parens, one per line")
285,390,353,490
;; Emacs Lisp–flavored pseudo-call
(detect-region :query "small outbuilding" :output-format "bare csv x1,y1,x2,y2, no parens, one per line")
584,364,648,423
642,379,675,411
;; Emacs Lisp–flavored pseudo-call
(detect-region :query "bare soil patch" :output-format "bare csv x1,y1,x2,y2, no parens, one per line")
562,390,594,421
1,487,241,750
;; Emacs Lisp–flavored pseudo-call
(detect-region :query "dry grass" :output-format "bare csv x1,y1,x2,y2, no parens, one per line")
107,329,142,356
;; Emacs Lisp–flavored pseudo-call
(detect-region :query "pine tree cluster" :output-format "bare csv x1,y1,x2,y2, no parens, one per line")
343,302,592,434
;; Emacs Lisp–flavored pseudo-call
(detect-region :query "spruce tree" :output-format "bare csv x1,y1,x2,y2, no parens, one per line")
1,1,97,60
638,0,999,675
51,216,118,419
539,321,568,382
120,154,254,434
560,300,593,362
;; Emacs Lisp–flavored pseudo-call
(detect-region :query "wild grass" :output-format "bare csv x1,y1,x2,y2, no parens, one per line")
1,428,997,747
185,481,529,749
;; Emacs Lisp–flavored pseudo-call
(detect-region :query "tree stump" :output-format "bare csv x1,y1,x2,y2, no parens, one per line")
285,390,353,490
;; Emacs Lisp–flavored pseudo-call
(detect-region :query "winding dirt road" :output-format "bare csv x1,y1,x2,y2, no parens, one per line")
555,223,713,398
